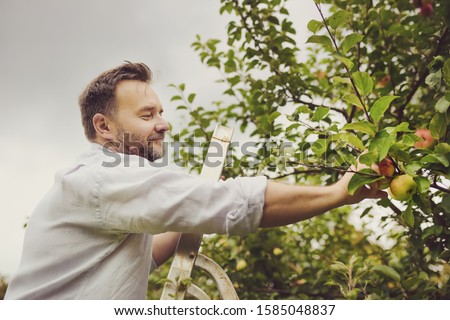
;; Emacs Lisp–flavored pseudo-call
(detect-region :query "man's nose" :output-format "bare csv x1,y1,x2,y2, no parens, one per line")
155,117,170,133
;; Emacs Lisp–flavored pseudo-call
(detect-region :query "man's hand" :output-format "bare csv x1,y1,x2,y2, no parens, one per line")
334,164,388,205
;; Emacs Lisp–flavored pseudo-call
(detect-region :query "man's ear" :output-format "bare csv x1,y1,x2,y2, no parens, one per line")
92,113,115,141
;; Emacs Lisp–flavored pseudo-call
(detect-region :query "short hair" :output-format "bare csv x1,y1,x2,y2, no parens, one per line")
78,61,152,141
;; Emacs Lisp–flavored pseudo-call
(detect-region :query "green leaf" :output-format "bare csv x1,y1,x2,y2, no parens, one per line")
187,93,196,104
435,96,450,113
370,96,399,123
348,168,382,196
420,154,449,167
400,133,420,147
403,202,414,227
171,95,182,101
332,54,354,69
372,265,401,282
268,111,281,123
224,59,237,73
430,113,447,139
331,132,365,150
404,162,422,176
267,16,279,25
311,139,328,157
428,56,445,72
414,176,431,194
342,121,377,137
425,70,441,90
385,122,412,134
443,58,450,86
328,10,351,29
329,261,348,273
220,2,233,14
296,105,313,114
342,93,364,109
422,226,444,241
311,107,330,122
369,130,396,162
307,19,323,33
306,35,333,48
341,33,364,54
434,143,450,155
333,76,352,85
352,72,373,96
359,151,378,166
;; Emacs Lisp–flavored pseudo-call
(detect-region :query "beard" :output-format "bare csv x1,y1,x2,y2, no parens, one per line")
115,126,165,162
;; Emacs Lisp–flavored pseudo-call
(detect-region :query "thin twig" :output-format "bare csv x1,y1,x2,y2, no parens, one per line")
314,2,373,123
397,27,449,122
430,183,450,194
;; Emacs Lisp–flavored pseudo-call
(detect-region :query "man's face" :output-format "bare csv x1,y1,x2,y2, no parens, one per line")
110,80,169,162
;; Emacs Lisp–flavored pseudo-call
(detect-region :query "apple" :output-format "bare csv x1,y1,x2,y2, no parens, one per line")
273,248,283,256
420,3,433,17
414,128,436,149
376,74,391,88
388,175,417,201
371,162,392,189
316,70,327,80
379,158,395,177
236,259,247,271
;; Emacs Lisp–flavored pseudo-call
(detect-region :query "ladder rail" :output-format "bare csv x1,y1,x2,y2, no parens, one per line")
160,125,237,300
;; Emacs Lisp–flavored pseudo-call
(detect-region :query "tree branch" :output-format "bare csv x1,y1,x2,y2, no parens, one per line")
314,2,373,123
430,182,450,194
290,97,349,121
397,27,449,122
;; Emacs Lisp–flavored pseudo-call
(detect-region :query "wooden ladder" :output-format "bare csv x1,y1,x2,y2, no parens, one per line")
160,125,239,300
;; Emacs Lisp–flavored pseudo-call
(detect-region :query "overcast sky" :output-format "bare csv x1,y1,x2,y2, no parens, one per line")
0,0,320,278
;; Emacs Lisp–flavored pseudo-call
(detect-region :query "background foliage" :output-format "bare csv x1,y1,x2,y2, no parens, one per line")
148,0,450,299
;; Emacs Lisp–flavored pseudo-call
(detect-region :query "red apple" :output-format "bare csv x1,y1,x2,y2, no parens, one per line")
414,128,436,149
376,75,391,88
420,3,433,17
388,175,417,201
379,158,395,177
316,70,327,80
371,162,392,190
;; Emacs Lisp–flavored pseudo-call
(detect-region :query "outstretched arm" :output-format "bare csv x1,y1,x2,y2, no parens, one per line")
260,168,387,228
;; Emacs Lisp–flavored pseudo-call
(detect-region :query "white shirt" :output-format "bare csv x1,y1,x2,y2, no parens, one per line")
5,144,267,299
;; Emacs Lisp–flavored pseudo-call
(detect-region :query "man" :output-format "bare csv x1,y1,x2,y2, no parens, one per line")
5,62,386,299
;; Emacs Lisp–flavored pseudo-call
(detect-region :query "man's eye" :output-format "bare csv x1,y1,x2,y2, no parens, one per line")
141,114,153,119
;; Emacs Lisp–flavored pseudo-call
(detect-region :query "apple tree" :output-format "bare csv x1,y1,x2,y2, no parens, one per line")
148,0,450,299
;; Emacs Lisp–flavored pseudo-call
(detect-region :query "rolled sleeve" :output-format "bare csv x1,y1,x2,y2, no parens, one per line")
225,176,266,235
94,158,267,236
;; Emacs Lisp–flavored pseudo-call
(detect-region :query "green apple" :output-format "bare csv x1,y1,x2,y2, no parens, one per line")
236,259,247,271
273,248,283,256
388,175,417,201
